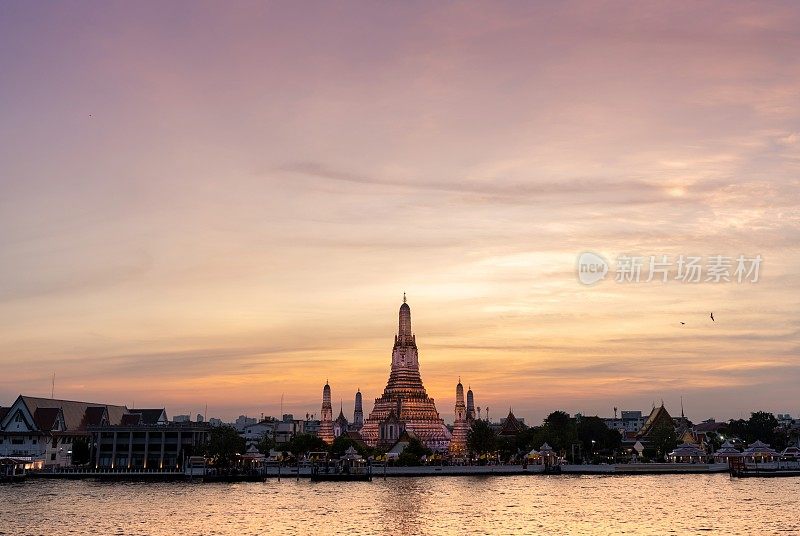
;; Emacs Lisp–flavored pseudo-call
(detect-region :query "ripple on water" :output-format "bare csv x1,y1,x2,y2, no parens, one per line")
1,475,799,535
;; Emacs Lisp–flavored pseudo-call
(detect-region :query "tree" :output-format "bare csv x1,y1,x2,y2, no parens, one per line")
747,411,779,446
256,432,275,455
648,420,677,459
394,437,431,466
204,425,246,467
467,419,497,458
329,434,370,458
543,411,577,454
577,416,620,460
285,433,327,458
71,437,90,465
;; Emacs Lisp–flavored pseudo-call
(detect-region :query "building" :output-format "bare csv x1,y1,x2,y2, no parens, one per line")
636,403,676,449
233,415,257,431
353,390,364,429
274,414,306,444
319,382,335,444
449,380,469,455
604,410,646,435
333,406,349,438
498,409,525,437
240,420,276,449
359,296,451,451
466,386,475,421
89,413,209,470
0,395,128,467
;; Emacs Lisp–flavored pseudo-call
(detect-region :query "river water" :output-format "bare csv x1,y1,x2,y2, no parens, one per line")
1,474,798,535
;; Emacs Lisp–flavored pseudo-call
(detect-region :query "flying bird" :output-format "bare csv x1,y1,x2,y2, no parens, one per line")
680,322,685,325
710,312,715,322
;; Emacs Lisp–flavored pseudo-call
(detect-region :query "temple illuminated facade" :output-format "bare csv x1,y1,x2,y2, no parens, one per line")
319,382,334,444
449,379,469,455
359,296,452,451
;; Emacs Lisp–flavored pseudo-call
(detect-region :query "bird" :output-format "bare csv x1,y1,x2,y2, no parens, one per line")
680,322,685,325
710,312,715,322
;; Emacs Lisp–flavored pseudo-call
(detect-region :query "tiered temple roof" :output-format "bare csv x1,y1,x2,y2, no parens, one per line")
359,298,451,451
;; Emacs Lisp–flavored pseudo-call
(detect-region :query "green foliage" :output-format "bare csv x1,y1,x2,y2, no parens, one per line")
256,432,275,455
467,419,497,457
727,412,784,450
285,433,327,458
748,411,780,446
648,420,677,459
71,437,90,465
542,411,577,454
204,425,246,467
396,437,431,466
577,416,621,457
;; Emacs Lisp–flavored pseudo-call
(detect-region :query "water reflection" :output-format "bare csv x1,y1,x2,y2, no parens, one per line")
1,475,798,536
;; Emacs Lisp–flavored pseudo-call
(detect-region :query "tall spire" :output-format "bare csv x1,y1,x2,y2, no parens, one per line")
354,389,364,427
398,296,412,341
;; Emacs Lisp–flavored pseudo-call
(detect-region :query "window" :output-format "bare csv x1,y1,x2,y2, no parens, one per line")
51,453,56,461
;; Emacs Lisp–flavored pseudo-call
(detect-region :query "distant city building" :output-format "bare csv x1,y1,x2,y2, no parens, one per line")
172,414,190,423
359,297,451,451
233,415,257,431
240,421,275,449
208,418,223,427
604,410,646,435
274,417,305,444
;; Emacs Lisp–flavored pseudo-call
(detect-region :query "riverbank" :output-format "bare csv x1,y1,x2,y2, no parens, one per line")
24,462,732,481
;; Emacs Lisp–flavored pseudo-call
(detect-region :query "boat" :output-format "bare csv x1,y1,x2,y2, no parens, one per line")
1,457,28,483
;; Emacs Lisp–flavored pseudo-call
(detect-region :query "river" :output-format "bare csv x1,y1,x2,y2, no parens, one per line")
1,474,798,535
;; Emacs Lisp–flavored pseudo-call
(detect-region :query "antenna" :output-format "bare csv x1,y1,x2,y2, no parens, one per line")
204,403,208,422
51,373,55,398
280,393,284,417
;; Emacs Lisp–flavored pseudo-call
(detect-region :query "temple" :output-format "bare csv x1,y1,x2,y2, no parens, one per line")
449,379,469,455
359,297,452,451
319,382,334,444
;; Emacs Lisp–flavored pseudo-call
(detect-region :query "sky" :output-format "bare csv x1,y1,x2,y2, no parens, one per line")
0,1,798,425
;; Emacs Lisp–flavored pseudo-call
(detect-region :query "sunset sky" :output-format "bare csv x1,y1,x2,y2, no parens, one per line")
1,2,798,425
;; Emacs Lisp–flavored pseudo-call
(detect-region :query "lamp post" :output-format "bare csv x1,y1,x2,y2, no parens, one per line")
591,440,596,463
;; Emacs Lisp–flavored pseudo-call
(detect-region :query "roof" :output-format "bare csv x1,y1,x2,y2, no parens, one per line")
33,407,61,431
0,407,9,421
19,395,128,431
669,442,706,457
129,409,166,425
80,406,109,428
743,440,777,455
693,421,726,433
638,404,673,438
120,414,142,426
499,410,522,436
